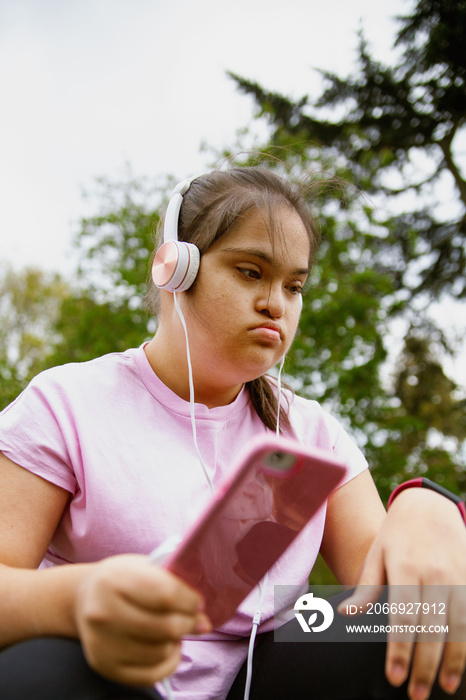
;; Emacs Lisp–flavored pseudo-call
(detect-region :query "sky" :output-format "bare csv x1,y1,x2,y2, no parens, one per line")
1,0,465,388
0,0,409,271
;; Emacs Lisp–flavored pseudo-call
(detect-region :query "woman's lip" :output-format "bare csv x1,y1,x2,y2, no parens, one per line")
250,326,282,341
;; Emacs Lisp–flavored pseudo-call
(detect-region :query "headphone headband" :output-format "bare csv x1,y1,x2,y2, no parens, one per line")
172,176,199,197
162,174,202,243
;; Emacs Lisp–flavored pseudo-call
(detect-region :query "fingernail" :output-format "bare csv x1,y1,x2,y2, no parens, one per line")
388,661,407,686
410,682,429,700
442,673,460,694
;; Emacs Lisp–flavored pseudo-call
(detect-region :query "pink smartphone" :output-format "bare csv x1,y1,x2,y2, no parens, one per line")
163,434,347,627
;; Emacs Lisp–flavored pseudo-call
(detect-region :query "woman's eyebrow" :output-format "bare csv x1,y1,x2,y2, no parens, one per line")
221,246,310,277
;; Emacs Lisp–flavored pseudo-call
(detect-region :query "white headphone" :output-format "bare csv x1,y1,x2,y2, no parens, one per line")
151,177,201,293
152,175,305,316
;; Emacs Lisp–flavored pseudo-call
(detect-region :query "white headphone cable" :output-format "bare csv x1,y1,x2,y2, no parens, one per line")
275,354,286,436
158,293,215,700
161,677,175,700
243,572,269,700
243,355,285,700
173,291,214,494
165,301,286,700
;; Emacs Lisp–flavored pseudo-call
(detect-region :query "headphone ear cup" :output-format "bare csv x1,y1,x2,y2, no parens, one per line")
152,240,200,292
176,242,200,292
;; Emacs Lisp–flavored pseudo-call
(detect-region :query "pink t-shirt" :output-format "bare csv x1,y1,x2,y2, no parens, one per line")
0,346,368,700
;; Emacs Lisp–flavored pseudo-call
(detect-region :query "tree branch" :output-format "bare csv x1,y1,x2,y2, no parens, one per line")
438,123,466,206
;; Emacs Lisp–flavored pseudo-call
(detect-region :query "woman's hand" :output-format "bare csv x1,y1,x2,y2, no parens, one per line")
341,488,466,700
74,554,211,687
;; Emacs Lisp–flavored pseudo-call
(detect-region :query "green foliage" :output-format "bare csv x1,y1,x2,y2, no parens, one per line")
75,170,162,302
42,295,152,369
2,1,464,522
229,0,466,300
226,0,466,500
0,174,162,407
39,171,164,371
0,266,69,409
310,555,338,586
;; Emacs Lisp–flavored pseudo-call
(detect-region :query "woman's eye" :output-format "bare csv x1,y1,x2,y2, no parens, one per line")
238,267,261,280
288,284,304,295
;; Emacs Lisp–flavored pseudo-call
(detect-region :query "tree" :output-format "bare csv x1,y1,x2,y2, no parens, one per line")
73,170,161,305
230,0,466,300
226,0,466,498
0,172,160,407
41,150,464,502
39,170,161,371
43,295,152,369
7,0,465,501
0,265,69,409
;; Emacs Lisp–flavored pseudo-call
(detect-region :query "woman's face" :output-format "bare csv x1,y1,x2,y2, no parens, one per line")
183,205,311,388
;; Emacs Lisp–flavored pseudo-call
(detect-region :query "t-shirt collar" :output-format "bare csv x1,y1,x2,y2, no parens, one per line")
134,344,250,420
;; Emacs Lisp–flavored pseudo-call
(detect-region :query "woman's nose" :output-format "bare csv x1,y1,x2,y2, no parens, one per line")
256,285,285,319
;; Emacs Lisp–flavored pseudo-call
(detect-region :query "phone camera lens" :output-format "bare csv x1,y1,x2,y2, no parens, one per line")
264,451,296,471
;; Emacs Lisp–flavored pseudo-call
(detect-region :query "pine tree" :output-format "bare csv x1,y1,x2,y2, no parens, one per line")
227,0,466,498
230,0,466,299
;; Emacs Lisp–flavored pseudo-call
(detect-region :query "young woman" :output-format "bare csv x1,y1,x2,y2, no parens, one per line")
0,168,465,700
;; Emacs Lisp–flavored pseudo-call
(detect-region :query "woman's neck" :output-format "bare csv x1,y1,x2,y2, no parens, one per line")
144,334,243,409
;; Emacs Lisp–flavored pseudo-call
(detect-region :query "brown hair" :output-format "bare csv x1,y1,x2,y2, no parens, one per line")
146,167,321,432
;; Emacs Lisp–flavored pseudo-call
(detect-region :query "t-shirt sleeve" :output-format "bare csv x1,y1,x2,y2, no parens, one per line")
288,393,369,488
0,372,77,494
326,412,369,487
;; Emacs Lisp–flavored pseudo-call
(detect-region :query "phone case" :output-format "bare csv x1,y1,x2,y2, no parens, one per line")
163,434,347,627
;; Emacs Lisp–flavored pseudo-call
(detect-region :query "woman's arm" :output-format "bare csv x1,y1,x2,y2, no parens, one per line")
0,452,211,685
347,488,466,700
0,450,80,643
0,450,71,565
321,467,466,700
320,468,386,585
